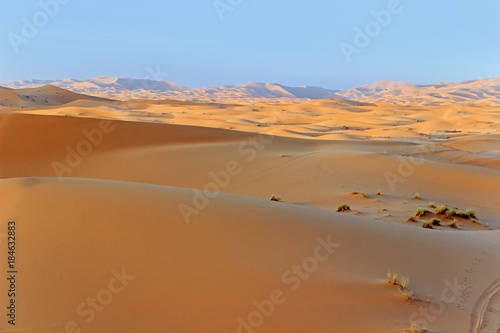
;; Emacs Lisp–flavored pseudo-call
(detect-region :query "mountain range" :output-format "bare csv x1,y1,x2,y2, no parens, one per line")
2,76,500,105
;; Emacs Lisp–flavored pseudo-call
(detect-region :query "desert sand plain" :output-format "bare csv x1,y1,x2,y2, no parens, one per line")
0,84,499,333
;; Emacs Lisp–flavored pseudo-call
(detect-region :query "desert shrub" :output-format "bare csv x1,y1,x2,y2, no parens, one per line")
430,218,441,225
270,195,283,202
337,203,350,212
415,207,429,217
422,220,433,229
466,209,476,218
436,204,449,214
444,209,456,219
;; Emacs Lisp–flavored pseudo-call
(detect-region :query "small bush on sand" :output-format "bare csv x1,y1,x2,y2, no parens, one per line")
400,276,410,290
428,202,436,208
408,215,417,222
422,220,433,229
270,195,283,202
436,204,449,214
400,288,414,301
450,219,458,228
466,209,477,218
430,218,441,225
409,322,419,333
376,189,382,196
408,322,429,333
444,208,456,219
415,207,429,217
337,203,350,212
388,273,413,301
351,191,368,198
414,192,420,200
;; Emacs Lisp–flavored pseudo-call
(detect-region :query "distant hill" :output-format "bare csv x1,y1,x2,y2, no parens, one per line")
336,78,500,105
2,76,500,105
0,77,340,102
0,84,113,108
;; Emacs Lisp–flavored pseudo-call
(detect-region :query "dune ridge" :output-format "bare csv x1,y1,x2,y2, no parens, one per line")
3,76,500,105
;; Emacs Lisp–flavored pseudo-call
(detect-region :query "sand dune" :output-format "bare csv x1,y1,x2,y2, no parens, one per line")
1,85,499,332
0,78,340,102
1,177,499,333
4,76,500,105
0,84,113,108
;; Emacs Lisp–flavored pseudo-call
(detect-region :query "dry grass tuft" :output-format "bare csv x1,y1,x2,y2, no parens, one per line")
351,191,368,198
422,220,434,229
466,209,477,218
336,203,350,212
270,195,283,202
388,272,414,302
430,217,441,225
400,288,414,301
436,204,449,214
444,208,456,219
408,322,429,333
400,276,410,290
415,207,429,217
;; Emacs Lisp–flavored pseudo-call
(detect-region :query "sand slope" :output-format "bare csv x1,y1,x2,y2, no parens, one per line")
1,177,499,333
1,113,499,230
0,85,113,108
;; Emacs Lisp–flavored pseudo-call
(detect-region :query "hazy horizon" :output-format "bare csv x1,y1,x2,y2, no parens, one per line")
2,75,498,92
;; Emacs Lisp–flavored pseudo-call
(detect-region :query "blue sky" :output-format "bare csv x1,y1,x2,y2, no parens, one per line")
0,0,499,90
